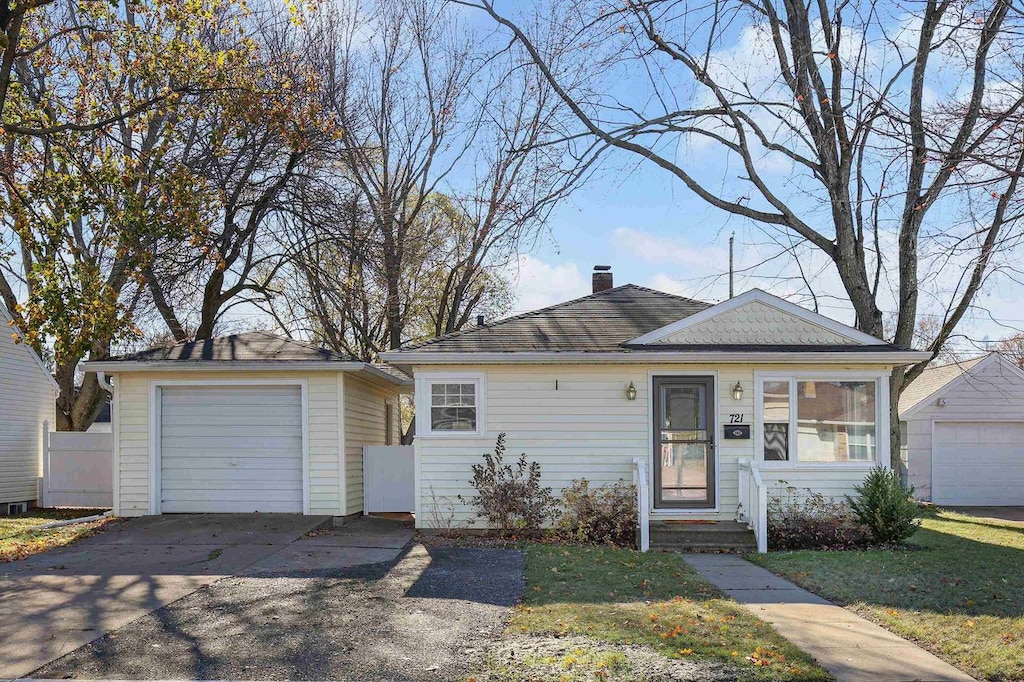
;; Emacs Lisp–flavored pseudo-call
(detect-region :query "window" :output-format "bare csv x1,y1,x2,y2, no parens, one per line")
426,380,479,433
762,380,790,461
759,376,878,464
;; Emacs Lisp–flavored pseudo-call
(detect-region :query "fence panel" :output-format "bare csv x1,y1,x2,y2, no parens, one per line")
43,429,112,508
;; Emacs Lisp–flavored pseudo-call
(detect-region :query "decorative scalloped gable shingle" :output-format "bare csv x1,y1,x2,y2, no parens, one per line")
650,300,858,345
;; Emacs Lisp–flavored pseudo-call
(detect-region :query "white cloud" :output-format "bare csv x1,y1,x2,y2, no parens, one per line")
611,227,727,268
507,254,589,313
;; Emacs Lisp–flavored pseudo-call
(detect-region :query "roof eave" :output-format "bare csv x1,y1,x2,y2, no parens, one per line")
81,360,413,387
380,349,932,366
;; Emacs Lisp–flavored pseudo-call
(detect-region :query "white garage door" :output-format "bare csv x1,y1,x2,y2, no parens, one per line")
933,421,1024,506
159,385,304,513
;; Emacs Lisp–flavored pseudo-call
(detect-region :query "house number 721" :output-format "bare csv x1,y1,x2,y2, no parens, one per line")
729,413,745,423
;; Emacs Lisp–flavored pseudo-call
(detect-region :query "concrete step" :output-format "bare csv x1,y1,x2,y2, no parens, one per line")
648,521,756,552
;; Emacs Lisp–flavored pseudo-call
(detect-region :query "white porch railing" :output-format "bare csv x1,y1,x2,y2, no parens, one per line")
632,457,650,552
737,458,768,553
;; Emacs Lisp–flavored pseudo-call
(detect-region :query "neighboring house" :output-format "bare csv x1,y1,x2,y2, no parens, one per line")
382,268,930,542
82,332,410,516
900,352,1024,505
0,300,58,512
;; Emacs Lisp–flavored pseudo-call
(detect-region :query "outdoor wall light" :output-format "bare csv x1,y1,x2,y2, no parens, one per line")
626,381,637,401
937,397,947,407
732,381,744,401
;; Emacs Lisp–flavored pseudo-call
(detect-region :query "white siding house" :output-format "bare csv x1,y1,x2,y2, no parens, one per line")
383,277,929,549
0,301,58,510
900,353,1024,505
83,333,410,517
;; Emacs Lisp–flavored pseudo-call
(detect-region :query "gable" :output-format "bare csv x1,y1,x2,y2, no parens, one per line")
650,300,857,345
0,299,58,391
629,289,884,347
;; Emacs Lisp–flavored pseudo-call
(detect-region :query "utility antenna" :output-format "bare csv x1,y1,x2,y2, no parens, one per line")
728,232,735,299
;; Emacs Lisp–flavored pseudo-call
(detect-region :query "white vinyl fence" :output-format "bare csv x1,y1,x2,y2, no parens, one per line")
41,422,113,508
363,445,414,513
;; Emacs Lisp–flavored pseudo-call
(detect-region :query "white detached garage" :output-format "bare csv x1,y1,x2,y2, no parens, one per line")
900,353,1024,506
84,333,410,517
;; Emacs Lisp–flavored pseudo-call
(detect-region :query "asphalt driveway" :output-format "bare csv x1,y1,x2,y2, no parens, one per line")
35,544,524,681
0,514,415,678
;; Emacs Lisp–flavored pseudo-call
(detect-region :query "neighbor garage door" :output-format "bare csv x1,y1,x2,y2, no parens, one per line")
159,385,303,513
932,421,1024,506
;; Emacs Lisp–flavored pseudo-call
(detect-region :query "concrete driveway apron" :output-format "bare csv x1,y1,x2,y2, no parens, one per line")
0,513,333,678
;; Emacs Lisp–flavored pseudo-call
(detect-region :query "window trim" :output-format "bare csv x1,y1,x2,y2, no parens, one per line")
415,371,486,438
753,370,890,469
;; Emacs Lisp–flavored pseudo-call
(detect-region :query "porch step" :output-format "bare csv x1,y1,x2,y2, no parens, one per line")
648,521,756,553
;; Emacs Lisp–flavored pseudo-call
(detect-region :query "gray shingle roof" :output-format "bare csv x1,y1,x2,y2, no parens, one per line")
898,355,987,415
398,284,712,353
109,331,353,363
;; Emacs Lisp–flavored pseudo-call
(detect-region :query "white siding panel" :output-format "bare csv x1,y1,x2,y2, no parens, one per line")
0,324,55,505
416,363,889,528
343,375,391,515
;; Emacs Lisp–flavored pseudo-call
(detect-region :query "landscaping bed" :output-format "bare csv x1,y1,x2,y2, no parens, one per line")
751,509,1024,681
0,508,115,562
481,545,830,681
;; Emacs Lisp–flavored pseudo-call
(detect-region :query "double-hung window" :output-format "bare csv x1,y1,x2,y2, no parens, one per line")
418,374,485,436
758,375,879,464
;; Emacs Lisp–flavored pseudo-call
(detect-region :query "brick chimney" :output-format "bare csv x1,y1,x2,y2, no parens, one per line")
592,265,613,293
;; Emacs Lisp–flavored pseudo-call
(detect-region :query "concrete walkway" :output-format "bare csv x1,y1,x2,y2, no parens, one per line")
683,554,975,682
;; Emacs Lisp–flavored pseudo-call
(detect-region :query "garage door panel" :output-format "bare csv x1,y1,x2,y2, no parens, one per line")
159,385,304,514
160,434,302,448
932,421,1024,506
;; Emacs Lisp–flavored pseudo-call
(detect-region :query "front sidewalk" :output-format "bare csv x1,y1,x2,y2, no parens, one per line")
683,553,974,682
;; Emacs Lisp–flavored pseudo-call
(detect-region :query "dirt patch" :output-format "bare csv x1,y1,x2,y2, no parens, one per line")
480,634,745,681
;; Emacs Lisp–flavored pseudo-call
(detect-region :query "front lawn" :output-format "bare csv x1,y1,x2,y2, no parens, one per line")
751,510,1024,681
0,508,114,562
485,545,830,681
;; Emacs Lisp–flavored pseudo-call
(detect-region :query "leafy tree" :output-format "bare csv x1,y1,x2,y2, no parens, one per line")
0,0,256,429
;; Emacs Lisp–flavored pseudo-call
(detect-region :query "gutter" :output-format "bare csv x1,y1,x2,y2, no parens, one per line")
379,350,933,366
80,360,413,387
27,510,113,531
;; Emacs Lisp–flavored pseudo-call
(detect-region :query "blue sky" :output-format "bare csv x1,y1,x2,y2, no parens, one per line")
506,150,1024,350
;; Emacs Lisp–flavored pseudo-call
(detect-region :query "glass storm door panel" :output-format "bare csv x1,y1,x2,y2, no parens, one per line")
653,377,715,508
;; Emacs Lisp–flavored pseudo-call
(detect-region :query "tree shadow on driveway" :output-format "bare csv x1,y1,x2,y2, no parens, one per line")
32,544,525,681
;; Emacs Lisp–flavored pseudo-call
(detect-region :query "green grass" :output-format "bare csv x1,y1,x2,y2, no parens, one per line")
751,510,1024,680
0,508,114,562
497,544,830,681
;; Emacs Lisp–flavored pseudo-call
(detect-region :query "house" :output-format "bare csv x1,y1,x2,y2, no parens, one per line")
0,300,58,513
82,332,410,516
381,267,930,550
900,352,1024,506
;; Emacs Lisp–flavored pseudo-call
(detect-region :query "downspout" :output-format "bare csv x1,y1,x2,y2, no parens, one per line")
96,371,114,393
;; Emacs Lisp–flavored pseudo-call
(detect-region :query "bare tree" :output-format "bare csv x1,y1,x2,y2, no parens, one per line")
265,0,586,357
458,0,1024,465
143,5,330,341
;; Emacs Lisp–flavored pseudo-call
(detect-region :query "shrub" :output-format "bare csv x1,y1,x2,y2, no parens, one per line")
767,488,871,550
458,433,558,532
846,466,921,544
557,478,637,547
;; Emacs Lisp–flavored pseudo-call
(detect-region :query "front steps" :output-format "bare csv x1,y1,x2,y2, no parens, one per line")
648,520,756,553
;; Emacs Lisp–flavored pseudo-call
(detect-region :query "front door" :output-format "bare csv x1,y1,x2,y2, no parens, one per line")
652,376,715,509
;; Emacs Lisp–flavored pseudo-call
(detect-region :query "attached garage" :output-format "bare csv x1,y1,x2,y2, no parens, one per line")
901,353,1024,505
158,385,304,513
83,332,411,517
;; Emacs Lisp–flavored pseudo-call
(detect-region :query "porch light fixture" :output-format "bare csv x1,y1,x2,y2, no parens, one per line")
732,381,744,401
626,381,637,401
